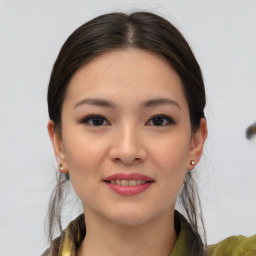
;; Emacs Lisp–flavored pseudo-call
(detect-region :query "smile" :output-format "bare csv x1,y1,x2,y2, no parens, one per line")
103,173,155,196
106,179,152,186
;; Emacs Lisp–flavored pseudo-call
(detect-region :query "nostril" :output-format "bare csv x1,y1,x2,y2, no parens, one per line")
112,157,142,165
109,146,147,164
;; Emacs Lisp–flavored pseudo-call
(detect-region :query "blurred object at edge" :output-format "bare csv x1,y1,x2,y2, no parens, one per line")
246,122,256,144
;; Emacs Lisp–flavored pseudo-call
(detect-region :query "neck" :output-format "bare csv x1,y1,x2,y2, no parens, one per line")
78,208,177,256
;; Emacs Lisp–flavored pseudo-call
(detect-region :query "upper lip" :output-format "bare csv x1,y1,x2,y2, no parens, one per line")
103,173,154,181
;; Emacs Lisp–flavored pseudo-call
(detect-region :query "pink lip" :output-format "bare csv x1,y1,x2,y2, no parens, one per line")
103,173,154,196
104,173,154,181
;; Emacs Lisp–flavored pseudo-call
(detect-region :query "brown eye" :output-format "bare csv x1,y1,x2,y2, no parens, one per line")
81,115,110,126
147,115,175,126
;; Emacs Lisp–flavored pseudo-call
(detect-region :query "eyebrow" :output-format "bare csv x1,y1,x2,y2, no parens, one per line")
74,98,116,108
74,98,181,109
142,98,181,109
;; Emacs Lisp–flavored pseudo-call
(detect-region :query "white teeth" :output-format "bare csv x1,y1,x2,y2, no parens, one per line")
128,180,137,186
121,180,128,186
136,180,142,185
109,179,150,186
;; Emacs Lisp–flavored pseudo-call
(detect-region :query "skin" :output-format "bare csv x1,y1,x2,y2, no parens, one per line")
48,48,207,256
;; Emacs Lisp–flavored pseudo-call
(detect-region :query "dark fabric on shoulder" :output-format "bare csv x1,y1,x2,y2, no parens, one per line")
41,234,62,256
174,210,206,256
41,214,85,256
68,213,86,250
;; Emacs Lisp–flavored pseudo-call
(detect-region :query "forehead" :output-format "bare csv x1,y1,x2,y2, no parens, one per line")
64,48,188,110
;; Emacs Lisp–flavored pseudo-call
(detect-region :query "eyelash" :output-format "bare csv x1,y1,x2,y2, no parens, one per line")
81,114,110,126
80,114,175,127
148,114,175,126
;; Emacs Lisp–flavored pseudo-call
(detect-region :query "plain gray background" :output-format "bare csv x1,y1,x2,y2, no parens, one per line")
0,0,255,255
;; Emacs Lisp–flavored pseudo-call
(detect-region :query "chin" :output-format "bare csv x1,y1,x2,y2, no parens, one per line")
109,213,154,227
103,205,170,228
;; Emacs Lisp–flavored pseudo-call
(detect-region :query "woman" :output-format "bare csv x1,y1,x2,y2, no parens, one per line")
43,12,256,256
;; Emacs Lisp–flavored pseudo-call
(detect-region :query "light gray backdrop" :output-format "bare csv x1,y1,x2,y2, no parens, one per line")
0,0,255,255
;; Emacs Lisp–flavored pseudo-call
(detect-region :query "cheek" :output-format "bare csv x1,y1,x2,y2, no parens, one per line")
63,130,107,171
151,134,190,174
149,134,190,200
62,134,108,195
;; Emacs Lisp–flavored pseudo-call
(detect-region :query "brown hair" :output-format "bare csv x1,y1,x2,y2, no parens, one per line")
47,11,206,255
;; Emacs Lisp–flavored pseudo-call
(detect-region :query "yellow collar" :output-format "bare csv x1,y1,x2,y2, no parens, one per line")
49,211,192,256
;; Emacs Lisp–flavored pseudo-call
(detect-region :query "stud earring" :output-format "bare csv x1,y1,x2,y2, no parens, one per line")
190,160,195,166
59,163,64,172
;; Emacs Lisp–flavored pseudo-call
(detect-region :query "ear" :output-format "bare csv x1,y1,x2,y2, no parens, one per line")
47,120,68,174
187,118,208,170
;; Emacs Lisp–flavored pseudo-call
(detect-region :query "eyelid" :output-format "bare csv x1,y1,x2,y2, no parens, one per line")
80,114,175,127
80,114,110,126
146,114,175,126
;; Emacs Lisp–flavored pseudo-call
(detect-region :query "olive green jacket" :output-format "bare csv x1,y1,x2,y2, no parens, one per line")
42,212,256,256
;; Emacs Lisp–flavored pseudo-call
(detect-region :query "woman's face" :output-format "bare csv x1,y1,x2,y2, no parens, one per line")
48,48,207,226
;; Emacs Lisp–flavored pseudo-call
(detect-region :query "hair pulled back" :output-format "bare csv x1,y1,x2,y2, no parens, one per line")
47,12,206,256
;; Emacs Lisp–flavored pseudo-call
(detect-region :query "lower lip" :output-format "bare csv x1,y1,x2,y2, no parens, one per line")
105,182,153,196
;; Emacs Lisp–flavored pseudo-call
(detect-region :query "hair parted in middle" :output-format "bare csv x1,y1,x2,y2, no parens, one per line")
47,11,207,256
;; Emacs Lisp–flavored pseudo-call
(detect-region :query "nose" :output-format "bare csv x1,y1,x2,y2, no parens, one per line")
109,123,147,165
